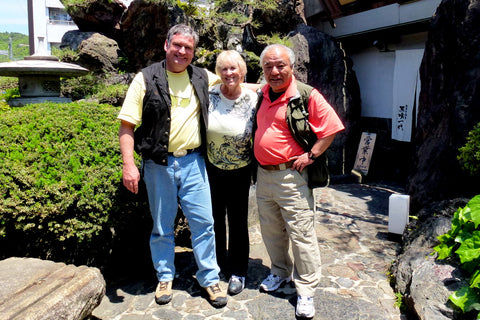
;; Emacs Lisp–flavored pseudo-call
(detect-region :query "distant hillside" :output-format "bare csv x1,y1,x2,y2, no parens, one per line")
0,32,29,62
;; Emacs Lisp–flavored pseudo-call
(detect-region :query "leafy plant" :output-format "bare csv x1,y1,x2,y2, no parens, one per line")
394,292,406,312
459,122,480,176
434,195,480,317
256,33,293,47
1,87,20,101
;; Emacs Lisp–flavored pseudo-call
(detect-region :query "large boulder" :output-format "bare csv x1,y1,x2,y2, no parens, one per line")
75,32,121,73
407,0,480,210
289,24,361,175
393,198,470,319
251,0,306,38
60,30,97,51
118,0,187,70
0,257,105,320
61,0,127,40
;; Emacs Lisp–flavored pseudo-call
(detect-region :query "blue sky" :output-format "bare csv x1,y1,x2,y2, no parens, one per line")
0,0,29,35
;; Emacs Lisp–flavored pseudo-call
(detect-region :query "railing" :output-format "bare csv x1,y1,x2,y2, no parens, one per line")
48,19,76,26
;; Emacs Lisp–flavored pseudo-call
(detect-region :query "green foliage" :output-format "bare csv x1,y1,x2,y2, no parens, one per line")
53,46,78,63
256,33,293,47
61,0,95,15
177,0,200,16
0,77,18,92
1,87,20,101
0,32,29,62
459,123,480,176
394,292,406,312
214,0,277,11
219,11,250,26
213,0,277,29
60,74,128,106
92,83,129,106
434,195,480,316
0,102,119,241
61,73,101,101
0,78,19,110
0,102,150,270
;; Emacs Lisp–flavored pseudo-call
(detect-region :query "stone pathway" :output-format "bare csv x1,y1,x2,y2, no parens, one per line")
91,183,405,320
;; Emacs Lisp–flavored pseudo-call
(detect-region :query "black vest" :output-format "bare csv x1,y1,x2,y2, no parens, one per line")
133,60,209,165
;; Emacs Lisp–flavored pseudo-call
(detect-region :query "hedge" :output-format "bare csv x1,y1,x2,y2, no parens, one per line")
0,102,152,278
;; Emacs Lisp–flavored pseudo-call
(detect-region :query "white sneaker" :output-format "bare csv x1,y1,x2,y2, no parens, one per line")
259,273,292,292
296,296,315,318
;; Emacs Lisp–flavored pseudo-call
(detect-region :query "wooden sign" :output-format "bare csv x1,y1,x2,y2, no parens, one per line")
353,132,376,175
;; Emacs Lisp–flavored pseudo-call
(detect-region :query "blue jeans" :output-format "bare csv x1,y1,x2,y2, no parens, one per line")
142,152,220,287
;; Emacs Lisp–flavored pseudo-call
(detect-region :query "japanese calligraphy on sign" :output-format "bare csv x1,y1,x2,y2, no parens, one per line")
353,132,377,175
396,104,408,132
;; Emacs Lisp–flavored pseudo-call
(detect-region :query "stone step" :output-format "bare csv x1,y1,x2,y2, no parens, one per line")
0,257,105,320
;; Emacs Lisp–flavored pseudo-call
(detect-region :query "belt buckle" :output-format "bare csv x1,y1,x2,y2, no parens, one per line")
278,163,287,170
173,149,187,157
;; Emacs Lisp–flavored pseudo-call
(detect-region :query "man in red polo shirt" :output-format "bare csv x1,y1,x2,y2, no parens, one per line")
254,44,344,319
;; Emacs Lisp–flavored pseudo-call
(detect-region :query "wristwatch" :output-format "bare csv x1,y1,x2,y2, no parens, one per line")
308,151,317,160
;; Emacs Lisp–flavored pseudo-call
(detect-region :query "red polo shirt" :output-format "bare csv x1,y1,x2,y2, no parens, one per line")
254,77,345,166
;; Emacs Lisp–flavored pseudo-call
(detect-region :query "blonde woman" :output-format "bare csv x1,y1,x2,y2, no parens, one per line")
206,50,257,295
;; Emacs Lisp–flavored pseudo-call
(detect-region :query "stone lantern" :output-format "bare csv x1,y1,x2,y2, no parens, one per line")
0,42,88,107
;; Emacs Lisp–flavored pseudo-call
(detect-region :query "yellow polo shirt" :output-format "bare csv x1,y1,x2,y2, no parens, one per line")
118,69,220,152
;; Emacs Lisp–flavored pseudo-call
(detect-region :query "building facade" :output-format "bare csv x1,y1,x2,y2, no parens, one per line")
29,0,78,55
304,0,441,182
306,0,441,142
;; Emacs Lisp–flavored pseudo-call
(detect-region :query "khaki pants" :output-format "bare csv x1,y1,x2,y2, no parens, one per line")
256,166,321,297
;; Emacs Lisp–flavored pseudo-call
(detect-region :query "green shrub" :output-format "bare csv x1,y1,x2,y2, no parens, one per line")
92,83,129,106
54,46,78,63
61,74,100,101
434,195,480,317
459,123,480,176
0,77,18,92
256,33,293,47
0,78,17,111
0,102,151,275
2,87,20,101
61,74,128,106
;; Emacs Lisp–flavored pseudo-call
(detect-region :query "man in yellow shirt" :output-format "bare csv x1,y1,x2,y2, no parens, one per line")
118,24,226,308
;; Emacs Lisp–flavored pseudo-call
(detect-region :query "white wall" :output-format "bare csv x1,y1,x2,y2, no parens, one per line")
350,48,395,118
349,32,427,119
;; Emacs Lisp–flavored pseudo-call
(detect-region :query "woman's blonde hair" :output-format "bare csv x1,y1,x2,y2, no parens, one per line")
215,50,247,80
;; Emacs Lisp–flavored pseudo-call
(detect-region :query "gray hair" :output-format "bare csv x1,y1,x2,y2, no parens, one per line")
259,44,295,67
166,24,199,48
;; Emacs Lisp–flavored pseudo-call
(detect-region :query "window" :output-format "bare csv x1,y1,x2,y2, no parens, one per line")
48,8,74,25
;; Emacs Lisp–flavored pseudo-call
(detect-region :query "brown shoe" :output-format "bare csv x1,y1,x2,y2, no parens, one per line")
205,283,227,308
155,281,172,305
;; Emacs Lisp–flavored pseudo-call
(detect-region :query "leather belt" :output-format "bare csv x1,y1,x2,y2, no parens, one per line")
168,148,198,157
259,160,295,171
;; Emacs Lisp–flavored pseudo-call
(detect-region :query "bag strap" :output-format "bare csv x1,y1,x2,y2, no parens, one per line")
286,81,317,151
